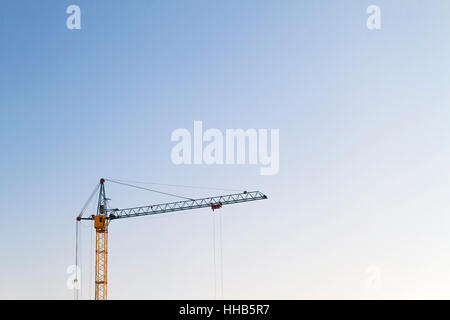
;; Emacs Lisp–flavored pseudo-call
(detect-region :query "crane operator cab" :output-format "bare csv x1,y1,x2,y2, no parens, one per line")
95,205,107,229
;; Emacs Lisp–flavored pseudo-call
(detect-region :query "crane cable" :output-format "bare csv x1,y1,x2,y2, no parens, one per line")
105,178,244,193
219,211,224,299
105,179,193,200
212,211,225,299
76,221,94,300
75,183,100,300
212,212,217,299
74,220,86,299
77,183,100,219
75,221,79,300
79,221,83,298
90,219,93,300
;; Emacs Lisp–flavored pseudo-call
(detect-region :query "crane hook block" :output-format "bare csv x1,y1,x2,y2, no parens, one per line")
211,202,223,212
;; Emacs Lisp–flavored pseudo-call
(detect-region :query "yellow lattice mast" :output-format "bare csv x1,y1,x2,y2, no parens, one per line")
94,178,109,300
94,212,108,299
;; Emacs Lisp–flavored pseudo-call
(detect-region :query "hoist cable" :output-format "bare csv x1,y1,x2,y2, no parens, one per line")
219,211,224,299
213,213,217,299
75,220,79,300
90,220,93,300
79,221,82,298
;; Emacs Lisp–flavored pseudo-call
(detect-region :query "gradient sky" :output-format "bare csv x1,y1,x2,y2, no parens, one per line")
1,0,450,299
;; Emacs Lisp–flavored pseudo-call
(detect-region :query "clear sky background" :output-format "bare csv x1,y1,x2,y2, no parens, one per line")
0,0,450,299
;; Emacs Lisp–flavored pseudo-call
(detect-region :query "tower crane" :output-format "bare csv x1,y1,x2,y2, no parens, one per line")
76,178,268,300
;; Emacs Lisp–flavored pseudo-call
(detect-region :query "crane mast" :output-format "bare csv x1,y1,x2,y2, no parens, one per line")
77,178,267,300
94,179,108,300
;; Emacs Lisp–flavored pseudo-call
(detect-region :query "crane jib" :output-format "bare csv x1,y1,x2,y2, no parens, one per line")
80,191,267,221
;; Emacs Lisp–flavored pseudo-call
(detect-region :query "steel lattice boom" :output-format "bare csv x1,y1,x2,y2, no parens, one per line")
81,191,267,221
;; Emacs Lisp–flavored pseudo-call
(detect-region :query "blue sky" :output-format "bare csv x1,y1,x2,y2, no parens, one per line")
0,0,450,299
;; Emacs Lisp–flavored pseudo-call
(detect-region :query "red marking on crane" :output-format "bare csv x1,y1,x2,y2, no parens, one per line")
211,202,223,211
